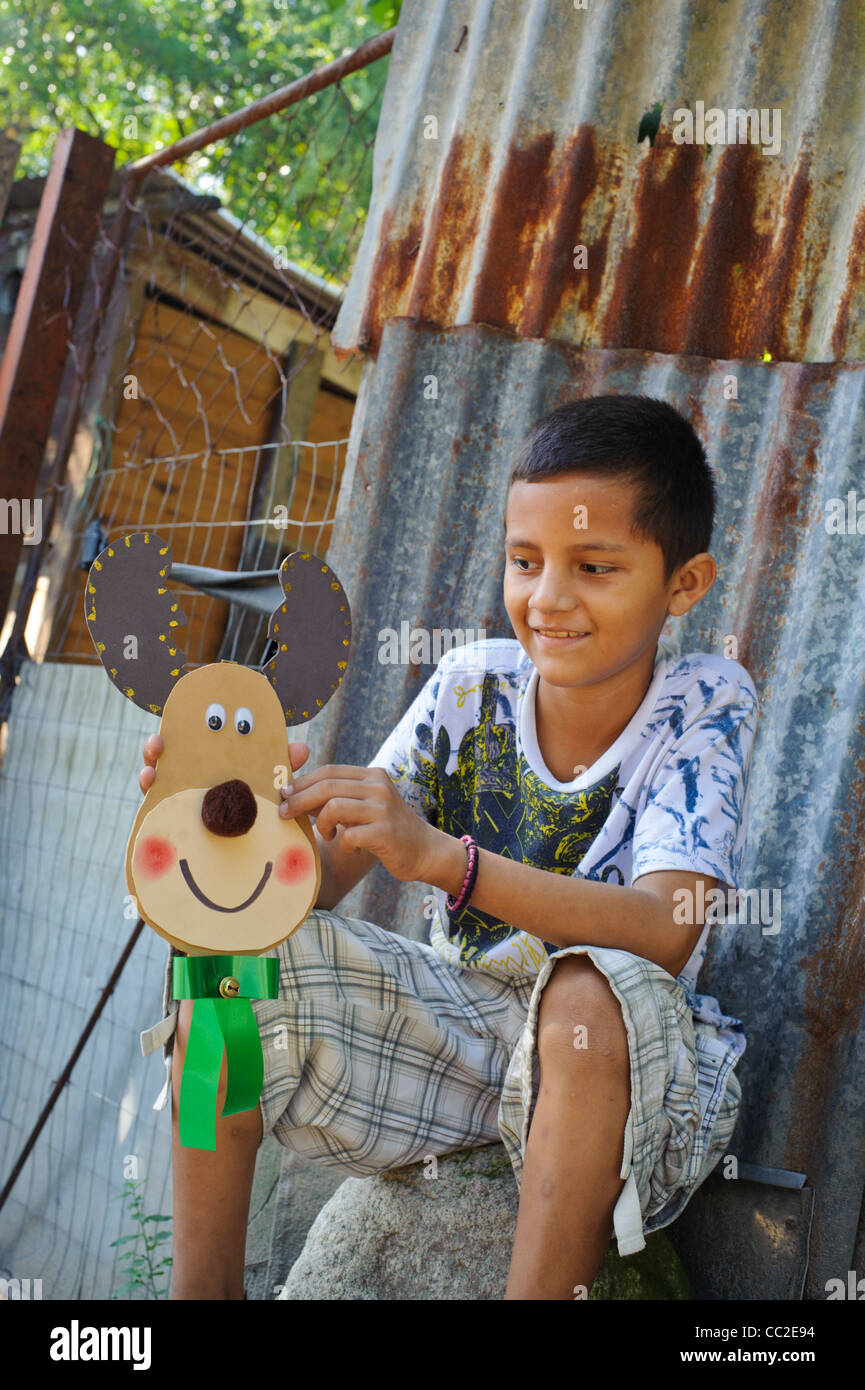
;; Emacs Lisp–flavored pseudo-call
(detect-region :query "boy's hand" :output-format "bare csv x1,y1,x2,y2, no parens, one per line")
279,765,437,885
138,734,312,795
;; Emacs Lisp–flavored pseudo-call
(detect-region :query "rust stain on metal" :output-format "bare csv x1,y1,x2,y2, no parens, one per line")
406,133,482,323
831,197,865,360
462,124,610,339
606,136,817,361
745,147,813,361
514,126,605,337
353,204,426,354
346,123,857,364
601,129,704,354
471,130,557,332
681,139,808,360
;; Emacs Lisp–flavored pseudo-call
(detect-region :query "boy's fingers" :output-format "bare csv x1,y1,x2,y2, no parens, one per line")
142,733,164,766
288,741,310,773
139,765,156,795
279,777,376,819
281,764,369,796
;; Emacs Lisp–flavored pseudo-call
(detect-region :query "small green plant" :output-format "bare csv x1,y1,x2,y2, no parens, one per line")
110,1179,173,1299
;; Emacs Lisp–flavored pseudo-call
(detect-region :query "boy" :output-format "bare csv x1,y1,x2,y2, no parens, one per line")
140,393,758,1300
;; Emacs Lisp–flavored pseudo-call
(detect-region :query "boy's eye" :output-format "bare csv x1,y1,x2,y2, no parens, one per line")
508,557,615,575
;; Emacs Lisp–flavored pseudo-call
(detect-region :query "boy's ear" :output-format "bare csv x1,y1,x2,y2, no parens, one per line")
666,553,715,617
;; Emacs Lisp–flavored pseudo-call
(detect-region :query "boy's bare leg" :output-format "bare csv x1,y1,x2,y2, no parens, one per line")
170,998,264,1300
505,956,631,1300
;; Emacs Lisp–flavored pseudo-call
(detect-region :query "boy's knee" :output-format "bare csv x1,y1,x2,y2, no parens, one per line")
537,955,629,1065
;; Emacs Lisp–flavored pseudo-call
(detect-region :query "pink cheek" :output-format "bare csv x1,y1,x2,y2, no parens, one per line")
135,836,177,880
274,845,314,886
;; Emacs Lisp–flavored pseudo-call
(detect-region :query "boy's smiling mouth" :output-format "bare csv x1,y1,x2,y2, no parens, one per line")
530,626,590,643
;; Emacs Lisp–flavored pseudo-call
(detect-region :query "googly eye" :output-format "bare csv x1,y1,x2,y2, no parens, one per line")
234,707,254,735
206,702,226,731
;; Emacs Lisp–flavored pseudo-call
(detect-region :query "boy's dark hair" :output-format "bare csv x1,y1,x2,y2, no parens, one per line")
507,394,716,583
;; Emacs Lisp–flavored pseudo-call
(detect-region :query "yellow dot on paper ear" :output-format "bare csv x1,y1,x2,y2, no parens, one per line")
169,647,176,656
93,559,102,570
280,643,287,652
302,710,309,719
107,547,114,557
87,609,95,620
157,587,166,595
160,567,167,577
124,537,131,547
284,582,291,592
109,667,117,678
170,603,178,612
342,639,349,647
159,546,169,555
330,581,340,591
273,622,279,633
123,686,134,697
148,703,160,713
88,583,95,594
97,641,105,652
169,620,178,627
301,552,310,560
337,660,347,670
170,668,179,676
158,634,166,642
316,698,323,708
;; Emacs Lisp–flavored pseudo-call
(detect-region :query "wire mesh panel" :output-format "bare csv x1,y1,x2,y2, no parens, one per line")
0,35,389,1300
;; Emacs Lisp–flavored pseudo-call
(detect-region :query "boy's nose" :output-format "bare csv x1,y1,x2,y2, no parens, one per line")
201,779,258,836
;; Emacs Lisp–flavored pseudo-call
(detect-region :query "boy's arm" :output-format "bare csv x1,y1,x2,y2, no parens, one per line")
422,831,715,977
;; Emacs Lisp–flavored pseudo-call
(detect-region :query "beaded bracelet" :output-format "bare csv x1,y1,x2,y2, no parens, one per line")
446,834,479,916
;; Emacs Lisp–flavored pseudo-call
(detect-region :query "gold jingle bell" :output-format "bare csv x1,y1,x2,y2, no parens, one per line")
219,976,241,998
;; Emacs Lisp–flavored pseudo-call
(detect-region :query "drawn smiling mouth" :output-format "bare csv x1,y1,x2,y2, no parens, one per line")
179,858,273,913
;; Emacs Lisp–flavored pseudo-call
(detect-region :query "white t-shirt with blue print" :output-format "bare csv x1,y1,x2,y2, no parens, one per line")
367,637,759,1059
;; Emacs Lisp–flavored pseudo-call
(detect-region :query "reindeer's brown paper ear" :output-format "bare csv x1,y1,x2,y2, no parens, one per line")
262,551,351,723
84,531,189,715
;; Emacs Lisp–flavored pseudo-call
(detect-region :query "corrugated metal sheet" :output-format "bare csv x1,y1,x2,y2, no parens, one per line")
332,0,865,363
307,317,865,1299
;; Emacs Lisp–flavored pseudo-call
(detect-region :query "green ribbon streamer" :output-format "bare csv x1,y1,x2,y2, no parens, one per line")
172,955,278,1151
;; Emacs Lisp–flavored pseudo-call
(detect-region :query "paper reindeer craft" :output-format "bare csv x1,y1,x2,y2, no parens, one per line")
84,531,351,1149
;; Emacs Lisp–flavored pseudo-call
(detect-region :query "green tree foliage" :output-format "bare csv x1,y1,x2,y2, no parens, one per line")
1,0,402,283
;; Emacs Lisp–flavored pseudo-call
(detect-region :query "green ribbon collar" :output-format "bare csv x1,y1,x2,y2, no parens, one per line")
172,954,279,1151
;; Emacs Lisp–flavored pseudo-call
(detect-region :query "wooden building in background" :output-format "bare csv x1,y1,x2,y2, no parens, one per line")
0,163,361,671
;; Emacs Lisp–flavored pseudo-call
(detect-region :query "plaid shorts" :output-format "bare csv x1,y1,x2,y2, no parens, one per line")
141,907,742,1258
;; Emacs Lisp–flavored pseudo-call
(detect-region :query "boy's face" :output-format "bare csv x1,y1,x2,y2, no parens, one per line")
503,472,711,687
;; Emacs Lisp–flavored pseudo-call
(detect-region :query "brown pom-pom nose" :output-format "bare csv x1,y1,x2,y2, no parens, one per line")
201,779,258,837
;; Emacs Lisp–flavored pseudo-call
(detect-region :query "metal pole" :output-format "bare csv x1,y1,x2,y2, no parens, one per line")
0,128,116,625
126,28,395,177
